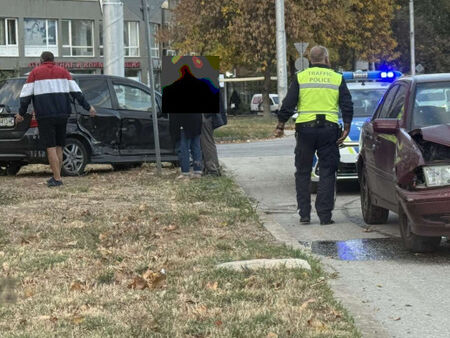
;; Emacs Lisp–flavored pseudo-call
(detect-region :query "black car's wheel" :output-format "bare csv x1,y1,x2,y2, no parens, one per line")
62,138,88,176
399,206,441,253
6,162,22,176
360,166,389,224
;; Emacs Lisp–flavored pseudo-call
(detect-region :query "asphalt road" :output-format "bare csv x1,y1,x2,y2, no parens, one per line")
218,134,450,338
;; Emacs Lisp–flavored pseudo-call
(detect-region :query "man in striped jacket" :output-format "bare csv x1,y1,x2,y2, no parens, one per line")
15,51,96,187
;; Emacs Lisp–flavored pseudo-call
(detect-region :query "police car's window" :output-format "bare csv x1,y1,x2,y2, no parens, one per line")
113,84,152,111
378,86,399,118
78,79,112,109
346,89,385,117
387,84,407,119
412,82,450,128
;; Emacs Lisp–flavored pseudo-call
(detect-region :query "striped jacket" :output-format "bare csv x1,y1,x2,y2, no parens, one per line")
19,62,91,119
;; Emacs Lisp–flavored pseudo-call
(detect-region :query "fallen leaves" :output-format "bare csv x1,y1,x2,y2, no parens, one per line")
23,287,34,298
2,262,10,272
163,224,178,232
128,269,166,290
71,315,85,324
70,281,86,292
299,298,316,312
307,318,326,329
193,304,208,318
206,281,218,291
20,235,39,245
128,276,149,290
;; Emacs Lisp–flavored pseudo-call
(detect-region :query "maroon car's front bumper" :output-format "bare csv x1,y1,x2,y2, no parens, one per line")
396,185,450,236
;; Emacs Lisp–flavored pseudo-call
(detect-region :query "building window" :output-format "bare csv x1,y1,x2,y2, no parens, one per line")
151,24,159,58
24,19,58,57
62,19,94,57
100,21,140,57
124,22,139,57
0,18,18,57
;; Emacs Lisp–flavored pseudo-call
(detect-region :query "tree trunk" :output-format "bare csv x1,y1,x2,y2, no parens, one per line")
262,67,272,117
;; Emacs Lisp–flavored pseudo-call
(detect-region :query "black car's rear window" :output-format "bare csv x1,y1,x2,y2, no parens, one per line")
0,79,26,111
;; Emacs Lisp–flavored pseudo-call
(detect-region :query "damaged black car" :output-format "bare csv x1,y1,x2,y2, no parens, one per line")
0,75,177,176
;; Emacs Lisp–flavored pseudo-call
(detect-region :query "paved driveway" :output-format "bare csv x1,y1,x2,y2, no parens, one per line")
218,134,450,338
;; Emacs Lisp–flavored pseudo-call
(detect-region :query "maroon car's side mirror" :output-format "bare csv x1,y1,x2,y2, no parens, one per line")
372,119,399,133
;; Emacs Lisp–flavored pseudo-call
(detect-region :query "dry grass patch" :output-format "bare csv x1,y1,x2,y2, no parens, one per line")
214,115,295,143
0,164,359,337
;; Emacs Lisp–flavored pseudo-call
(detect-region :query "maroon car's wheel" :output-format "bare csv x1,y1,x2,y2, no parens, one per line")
360,166,389,224
399,206,441,253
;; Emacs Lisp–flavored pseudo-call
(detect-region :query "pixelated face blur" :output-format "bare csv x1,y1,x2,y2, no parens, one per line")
171,55,204,69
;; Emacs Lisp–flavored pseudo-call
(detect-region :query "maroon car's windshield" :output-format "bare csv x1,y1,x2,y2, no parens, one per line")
412,82,450,128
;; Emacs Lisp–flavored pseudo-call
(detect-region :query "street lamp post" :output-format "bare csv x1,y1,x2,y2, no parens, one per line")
103,0,124,77
142,0,162,175
275,0,288,103
409,0,416,75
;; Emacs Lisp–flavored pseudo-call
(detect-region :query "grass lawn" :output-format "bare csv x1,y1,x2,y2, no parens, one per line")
214,115,295,143
0,164,359,337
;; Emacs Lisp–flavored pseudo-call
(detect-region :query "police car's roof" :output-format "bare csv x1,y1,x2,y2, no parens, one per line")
346,81,391,90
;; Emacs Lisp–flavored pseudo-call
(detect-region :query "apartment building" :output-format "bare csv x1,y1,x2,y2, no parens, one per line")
0,0,175,87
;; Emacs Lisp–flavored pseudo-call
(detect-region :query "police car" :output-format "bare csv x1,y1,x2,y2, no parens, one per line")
293,70,402,191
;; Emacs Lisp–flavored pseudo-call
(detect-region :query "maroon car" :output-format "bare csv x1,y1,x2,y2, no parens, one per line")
358,73,450,252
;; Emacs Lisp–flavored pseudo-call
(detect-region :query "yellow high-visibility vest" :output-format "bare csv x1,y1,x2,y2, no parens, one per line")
296,67,342,124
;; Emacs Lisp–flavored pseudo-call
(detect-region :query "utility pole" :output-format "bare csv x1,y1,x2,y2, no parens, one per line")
275,0,288,103
142,0,162,175
409,0,416,75
103,0,124,76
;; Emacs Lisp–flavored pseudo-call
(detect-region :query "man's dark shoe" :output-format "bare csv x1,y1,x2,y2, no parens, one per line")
47,177,63,187
320,220,335,225
300,217,310,225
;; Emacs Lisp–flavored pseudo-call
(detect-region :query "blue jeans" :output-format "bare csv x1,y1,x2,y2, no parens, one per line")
176,130,203,174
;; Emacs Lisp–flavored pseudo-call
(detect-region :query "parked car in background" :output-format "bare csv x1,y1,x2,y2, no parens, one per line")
357,73,450,252
250,93,279,114
0,75,177,176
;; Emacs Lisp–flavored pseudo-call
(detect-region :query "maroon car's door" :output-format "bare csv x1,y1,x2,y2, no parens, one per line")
372,84,408,210
364,85,398,204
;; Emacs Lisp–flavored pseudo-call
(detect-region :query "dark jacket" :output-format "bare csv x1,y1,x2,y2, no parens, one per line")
19,62,91,119
205,87,227,129
277,64,354,124
169,113,202,142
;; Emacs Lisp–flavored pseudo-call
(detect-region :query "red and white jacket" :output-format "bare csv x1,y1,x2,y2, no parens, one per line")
19,62,91,119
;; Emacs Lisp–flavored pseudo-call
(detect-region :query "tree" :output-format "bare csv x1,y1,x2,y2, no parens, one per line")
164,0,401,115
392,0,450,73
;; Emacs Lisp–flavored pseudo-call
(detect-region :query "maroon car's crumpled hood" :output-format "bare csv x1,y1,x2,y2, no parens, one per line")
414,124,450,147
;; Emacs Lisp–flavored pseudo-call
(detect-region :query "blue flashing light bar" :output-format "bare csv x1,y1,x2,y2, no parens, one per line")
343,70,402,81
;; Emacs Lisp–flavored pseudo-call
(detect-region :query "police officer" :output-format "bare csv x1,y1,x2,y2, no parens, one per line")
274,45,353,225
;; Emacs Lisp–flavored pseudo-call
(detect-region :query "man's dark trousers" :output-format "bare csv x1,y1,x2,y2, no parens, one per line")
294,124,340,222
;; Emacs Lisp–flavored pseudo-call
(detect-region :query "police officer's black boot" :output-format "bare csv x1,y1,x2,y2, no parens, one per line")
300,216,310,225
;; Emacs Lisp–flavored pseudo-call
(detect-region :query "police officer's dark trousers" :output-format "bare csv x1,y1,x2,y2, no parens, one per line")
294,123,340,222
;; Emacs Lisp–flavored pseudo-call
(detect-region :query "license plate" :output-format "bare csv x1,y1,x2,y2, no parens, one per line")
0,117,15,127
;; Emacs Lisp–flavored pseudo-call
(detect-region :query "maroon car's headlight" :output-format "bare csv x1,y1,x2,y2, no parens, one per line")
422,165,450,187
